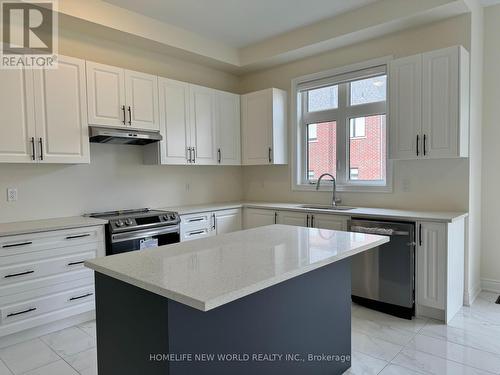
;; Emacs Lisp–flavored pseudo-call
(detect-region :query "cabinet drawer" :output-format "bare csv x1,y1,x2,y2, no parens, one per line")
0,226,104,257
0,250,96,287
0,284,94,325
181,228,215,242
181,212,214,231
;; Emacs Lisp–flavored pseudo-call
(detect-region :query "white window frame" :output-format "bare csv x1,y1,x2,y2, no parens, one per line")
290,56,393,193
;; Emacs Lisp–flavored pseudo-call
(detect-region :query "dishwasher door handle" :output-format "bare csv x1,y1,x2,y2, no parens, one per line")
350,226,410,237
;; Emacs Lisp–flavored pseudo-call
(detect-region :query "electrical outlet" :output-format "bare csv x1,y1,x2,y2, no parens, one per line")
7,188,17,202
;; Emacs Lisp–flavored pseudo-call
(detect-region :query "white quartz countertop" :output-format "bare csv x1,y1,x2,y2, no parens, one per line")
85,224,388,312
160,201,467,223
0,216,108,237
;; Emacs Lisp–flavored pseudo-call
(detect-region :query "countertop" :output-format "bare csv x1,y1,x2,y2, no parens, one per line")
161,201,468,223
85,224,388,311
0,216,108,237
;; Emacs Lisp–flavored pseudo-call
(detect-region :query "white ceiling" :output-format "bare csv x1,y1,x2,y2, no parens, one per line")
103,0,378,48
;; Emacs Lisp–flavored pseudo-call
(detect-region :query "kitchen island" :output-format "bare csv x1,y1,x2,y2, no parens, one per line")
85,224,388,375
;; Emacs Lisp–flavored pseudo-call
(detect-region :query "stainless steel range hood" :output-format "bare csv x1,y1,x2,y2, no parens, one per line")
89,126,162,145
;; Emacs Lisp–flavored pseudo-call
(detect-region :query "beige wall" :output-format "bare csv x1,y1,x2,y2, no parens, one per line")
0,20,243,223
239,15,470,212
481,4,500,292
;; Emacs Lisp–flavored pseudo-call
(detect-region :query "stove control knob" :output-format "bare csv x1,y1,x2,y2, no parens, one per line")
161,215,168,221
115,220,124,227
169,214,176,220
125,219,133,226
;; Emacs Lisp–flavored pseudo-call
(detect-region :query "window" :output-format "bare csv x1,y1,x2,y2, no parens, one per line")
350,117,366,138
293,60,391,192
350,168,359,180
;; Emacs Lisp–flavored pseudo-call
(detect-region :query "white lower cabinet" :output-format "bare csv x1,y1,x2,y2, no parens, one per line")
215,209,242,235
416,219,465,323
311,213,348,230
0,225,105,338
181,209,242,241
243,209,277,229
277,211,308,227
246,209,349,231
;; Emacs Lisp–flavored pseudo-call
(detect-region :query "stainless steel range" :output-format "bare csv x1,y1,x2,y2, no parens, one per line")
86,208,180,255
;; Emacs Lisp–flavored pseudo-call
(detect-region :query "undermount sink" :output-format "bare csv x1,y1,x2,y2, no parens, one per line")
299,204,355,211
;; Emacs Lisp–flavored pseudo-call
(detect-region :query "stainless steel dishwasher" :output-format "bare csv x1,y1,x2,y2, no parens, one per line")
349,218,416,319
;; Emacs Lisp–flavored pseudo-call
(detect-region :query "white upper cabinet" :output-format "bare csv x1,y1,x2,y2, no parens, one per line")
216,91,241,165
0,55,89,164
389,46,469,160
189,85,217,165
389,55,422,160
241,88,288,165
155,78,190,165
146,81,241,166
33,56,89,164
0,69,36,163
124,70,159,131
86,62,126,128
86,62,159,131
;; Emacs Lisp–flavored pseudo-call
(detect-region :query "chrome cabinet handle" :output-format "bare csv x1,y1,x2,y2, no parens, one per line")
122,105,126,125
274,212,278,224
39,138,43,160
69,292,93,301
268,147,272,163
7,307,36,318
419,224,422,246
4,270,35,278
188,230,205,236
187,147,191,163
128,106,132,125
192,147,196,163
306,215,310,227
212,213,216,230
2,241,32,248
217,148,221,164
188,218,204,222
310,215,315,228
30,137,35,161
66,234,90,240
416,135,420,156
423,134,427,156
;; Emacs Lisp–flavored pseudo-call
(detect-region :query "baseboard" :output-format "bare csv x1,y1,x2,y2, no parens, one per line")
481,278,500,294
464,282,482,306
0,310,95,349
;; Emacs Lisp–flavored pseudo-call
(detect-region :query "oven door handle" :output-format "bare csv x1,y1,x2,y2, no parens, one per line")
111,225,180,243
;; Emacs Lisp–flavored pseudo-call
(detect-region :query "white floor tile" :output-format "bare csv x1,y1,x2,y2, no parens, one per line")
352,330,403,362
0,339,59,375
345,351,388,375
63,348,97,375
22,360,78,375
0,360,12,375
420,320,500,355
77,321,96,339
407,333,500,374
41,327,95,358
392,348,493,375
379,364,429,375
352,315,416,345
353,306,428,334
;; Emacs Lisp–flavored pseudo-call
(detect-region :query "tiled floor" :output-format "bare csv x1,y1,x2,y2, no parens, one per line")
0,292,499,374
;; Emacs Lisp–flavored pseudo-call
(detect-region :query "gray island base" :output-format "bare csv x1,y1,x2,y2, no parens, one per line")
95,258,351,375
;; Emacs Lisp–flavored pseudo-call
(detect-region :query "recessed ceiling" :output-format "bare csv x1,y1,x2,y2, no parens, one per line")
103,0,378,48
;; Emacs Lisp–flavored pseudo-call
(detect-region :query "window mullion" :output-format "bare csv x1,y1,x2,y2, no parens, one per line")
336,83,348,185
